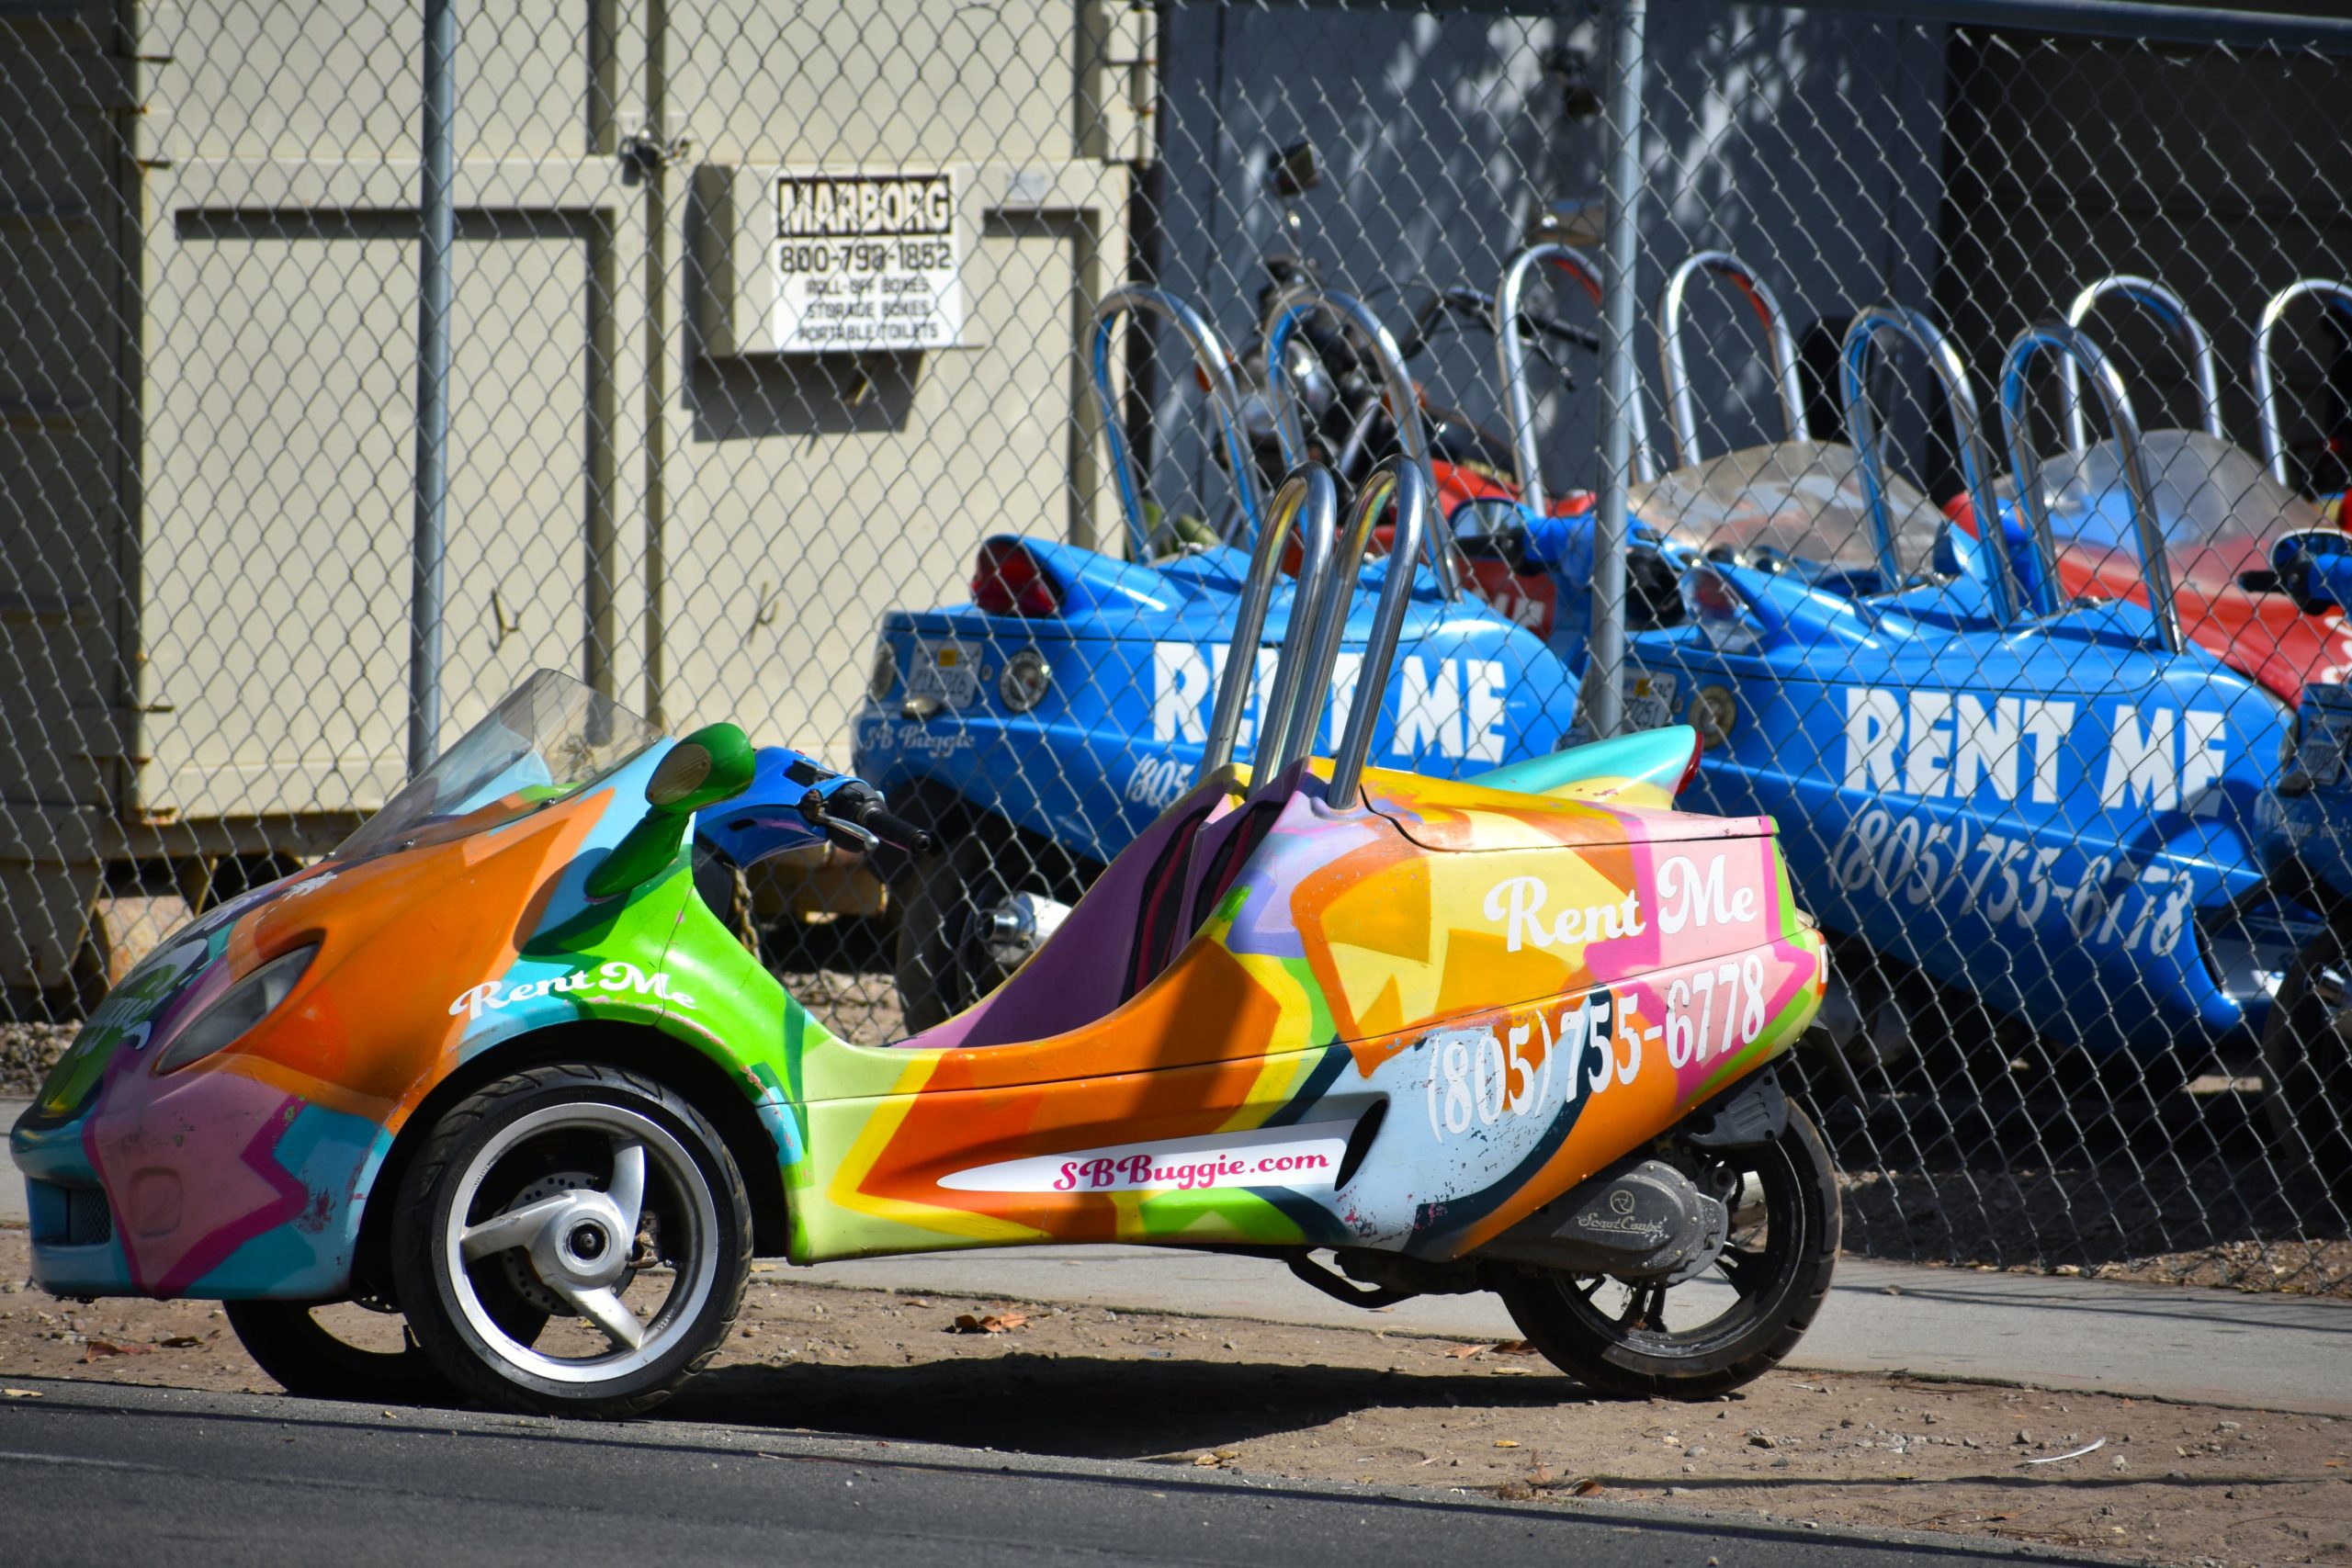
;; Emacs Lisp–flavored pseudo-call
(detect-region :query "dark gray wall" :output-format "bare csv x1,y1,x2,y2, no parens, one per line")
1135,3,1950,512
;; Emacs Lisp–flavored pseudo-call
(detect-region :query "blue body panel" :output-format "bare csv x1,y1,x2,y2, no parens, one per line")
1620,558,2295,1056
854,536,1580,864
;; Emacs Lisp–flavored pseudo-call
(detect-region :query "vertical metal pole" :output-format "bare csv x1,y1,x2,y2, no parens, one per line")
639,0,671,728
1587,0,1645,741
409,0,458,776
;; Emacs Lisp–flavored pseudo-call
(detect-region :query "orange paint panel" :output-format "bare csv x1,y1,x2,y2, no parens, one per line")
235,796,607,1123
1315,855,1432,964
912,936,1288,1091
1435,925,1573,1017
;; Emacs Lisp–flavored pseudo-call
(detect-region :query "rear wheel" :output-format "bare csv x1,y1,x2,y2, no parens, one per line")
2260,922,2352,1212
1494,1104,1839,1399
391,1064,751,1419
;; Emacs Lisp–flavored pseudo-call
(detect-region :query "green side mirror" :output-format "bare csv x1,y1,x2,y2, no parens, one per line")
645,723,757,810
584,723,756,899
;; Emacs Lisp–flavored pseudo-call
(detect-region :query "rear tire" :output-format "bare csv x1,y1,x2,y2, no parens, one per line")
1494,1102,1840,1399
2260,922,2352,1212
391,1063,751,1419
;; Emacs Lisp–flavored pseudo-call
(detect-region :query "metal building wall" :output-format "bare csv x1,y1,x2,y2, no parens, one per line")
0,0,1137,995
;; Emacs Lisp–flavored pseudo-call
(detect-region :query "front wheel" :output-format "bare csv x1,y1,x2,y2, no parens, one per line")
2260,922,2352,1212
225,1300,459,1404
1493,1103,1840,1399
391,1064,752,1419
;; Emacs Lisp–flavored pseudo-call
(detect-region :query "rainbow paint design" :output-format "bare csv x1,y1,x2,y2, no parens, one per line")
14,729,1822,1298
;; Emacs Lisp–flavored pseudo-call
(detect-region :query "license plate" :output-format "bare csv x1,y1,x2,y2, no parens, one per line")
1624,668,1679,732
907,638,982,708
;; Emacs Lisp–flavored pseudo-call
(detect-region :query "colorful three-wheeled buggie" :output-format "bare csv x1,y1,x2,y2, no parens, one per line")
14,459,1839,1418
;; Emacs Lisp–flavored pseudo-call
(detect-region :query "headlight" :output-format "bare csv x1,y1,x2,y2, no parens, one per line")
999,649,1053,713
153,943,318,1076
867,641,898,703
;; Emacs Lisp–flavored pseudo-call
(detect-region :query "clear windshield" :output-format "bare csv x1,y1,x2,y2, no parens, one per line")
1632,440,1949,580
334,670,664,860
2012,430,2327,584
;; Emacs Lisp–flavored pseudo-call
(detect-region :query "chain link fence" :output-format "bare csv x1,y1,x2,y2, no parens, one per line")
2,0,2346,1294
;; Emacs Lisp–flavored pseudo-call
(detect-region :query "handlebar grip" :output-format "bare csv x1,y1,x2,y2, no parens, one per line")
858,807,937,857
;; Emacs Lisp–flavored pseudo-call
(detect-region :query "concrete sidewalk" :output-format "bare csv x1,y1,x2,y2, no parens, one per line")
6,1097,2346,1416
786,1245,2352,1417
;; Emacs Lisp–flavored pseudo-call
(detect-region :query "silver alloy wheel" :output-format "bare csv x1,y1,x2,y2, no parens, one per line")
441,1102,719,1384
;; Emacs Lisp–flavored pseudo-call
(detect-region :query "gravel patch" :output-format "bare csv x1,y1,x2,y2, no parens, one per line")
0,1023,74,1099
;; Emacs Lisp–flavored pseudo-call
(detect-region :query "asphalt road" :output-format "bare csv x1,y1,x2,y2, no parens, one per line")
0,1378,2093,1568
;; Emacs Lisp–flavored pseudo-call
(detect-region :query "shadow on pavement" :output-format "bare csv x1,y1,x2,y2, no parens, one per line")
664,1352,1568,1457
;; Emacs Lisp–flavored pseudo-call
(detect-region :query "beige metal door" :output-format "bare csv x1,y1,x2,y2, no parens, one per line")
141,215,612,820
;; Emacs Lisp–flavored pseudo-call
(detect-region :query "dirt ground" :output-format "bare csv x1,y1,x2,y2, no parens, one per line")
2,1230,2344,1566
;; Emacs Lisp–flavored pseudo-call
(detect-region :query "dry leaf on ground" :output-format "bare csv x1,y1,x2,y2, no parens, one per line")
81,1339,150,1360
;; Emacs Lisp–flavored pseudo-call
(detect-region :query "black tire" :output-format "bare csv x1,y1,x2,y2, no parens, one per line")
225,1300,459,1404
391,1063,752,1419
2260,922,2352,1212
892,832,1017,1032
1494,1102,1840,1400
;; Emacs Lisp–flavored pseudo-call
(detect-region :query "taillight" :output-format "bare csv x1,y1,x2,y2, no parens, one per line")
971,540,1061,617
1676,728,1704,793
1680,564,1760,654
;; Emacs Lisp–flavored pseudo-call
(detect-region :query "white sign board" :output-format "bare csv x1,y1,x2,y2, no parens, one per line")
770,172,963,353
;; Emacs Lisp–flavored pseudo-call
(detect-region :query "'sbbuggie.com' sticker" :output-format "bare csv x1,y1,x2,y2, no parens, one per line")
938,1122,1351,1194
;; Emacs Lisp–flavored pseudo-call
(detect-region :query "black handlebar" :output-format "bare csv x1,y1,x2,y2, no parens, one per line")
855,803,937,857
798,782,937,857
1398,285,1600,362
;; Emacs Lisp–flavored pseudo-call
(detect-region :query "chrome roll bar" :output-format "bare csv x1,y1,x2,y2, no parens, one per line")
1658,250,1808,469
1496,242,1657,513
2062,275,2222,452
1840,304,2031,623
1318,458,1432,805
2252,277,2352,487
1090,286,1267,561
1195,464,1339,784
1262,281,1460,598
1999,321,2182,656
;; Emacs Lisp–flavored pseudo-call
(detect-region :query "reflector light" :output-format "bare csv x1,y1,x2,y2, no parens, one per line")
1676,729,1704,793
971,540,1061,617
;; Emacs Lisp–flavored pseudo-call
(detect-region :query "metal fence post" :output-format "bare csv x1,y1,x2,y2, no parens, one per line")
1587,0,1646,742
408,0,457,777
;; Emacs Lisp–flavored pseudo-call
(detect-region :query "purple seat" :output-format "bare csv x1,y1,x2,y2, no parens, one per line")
895,760,1310,1052
897,773,1242,1051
